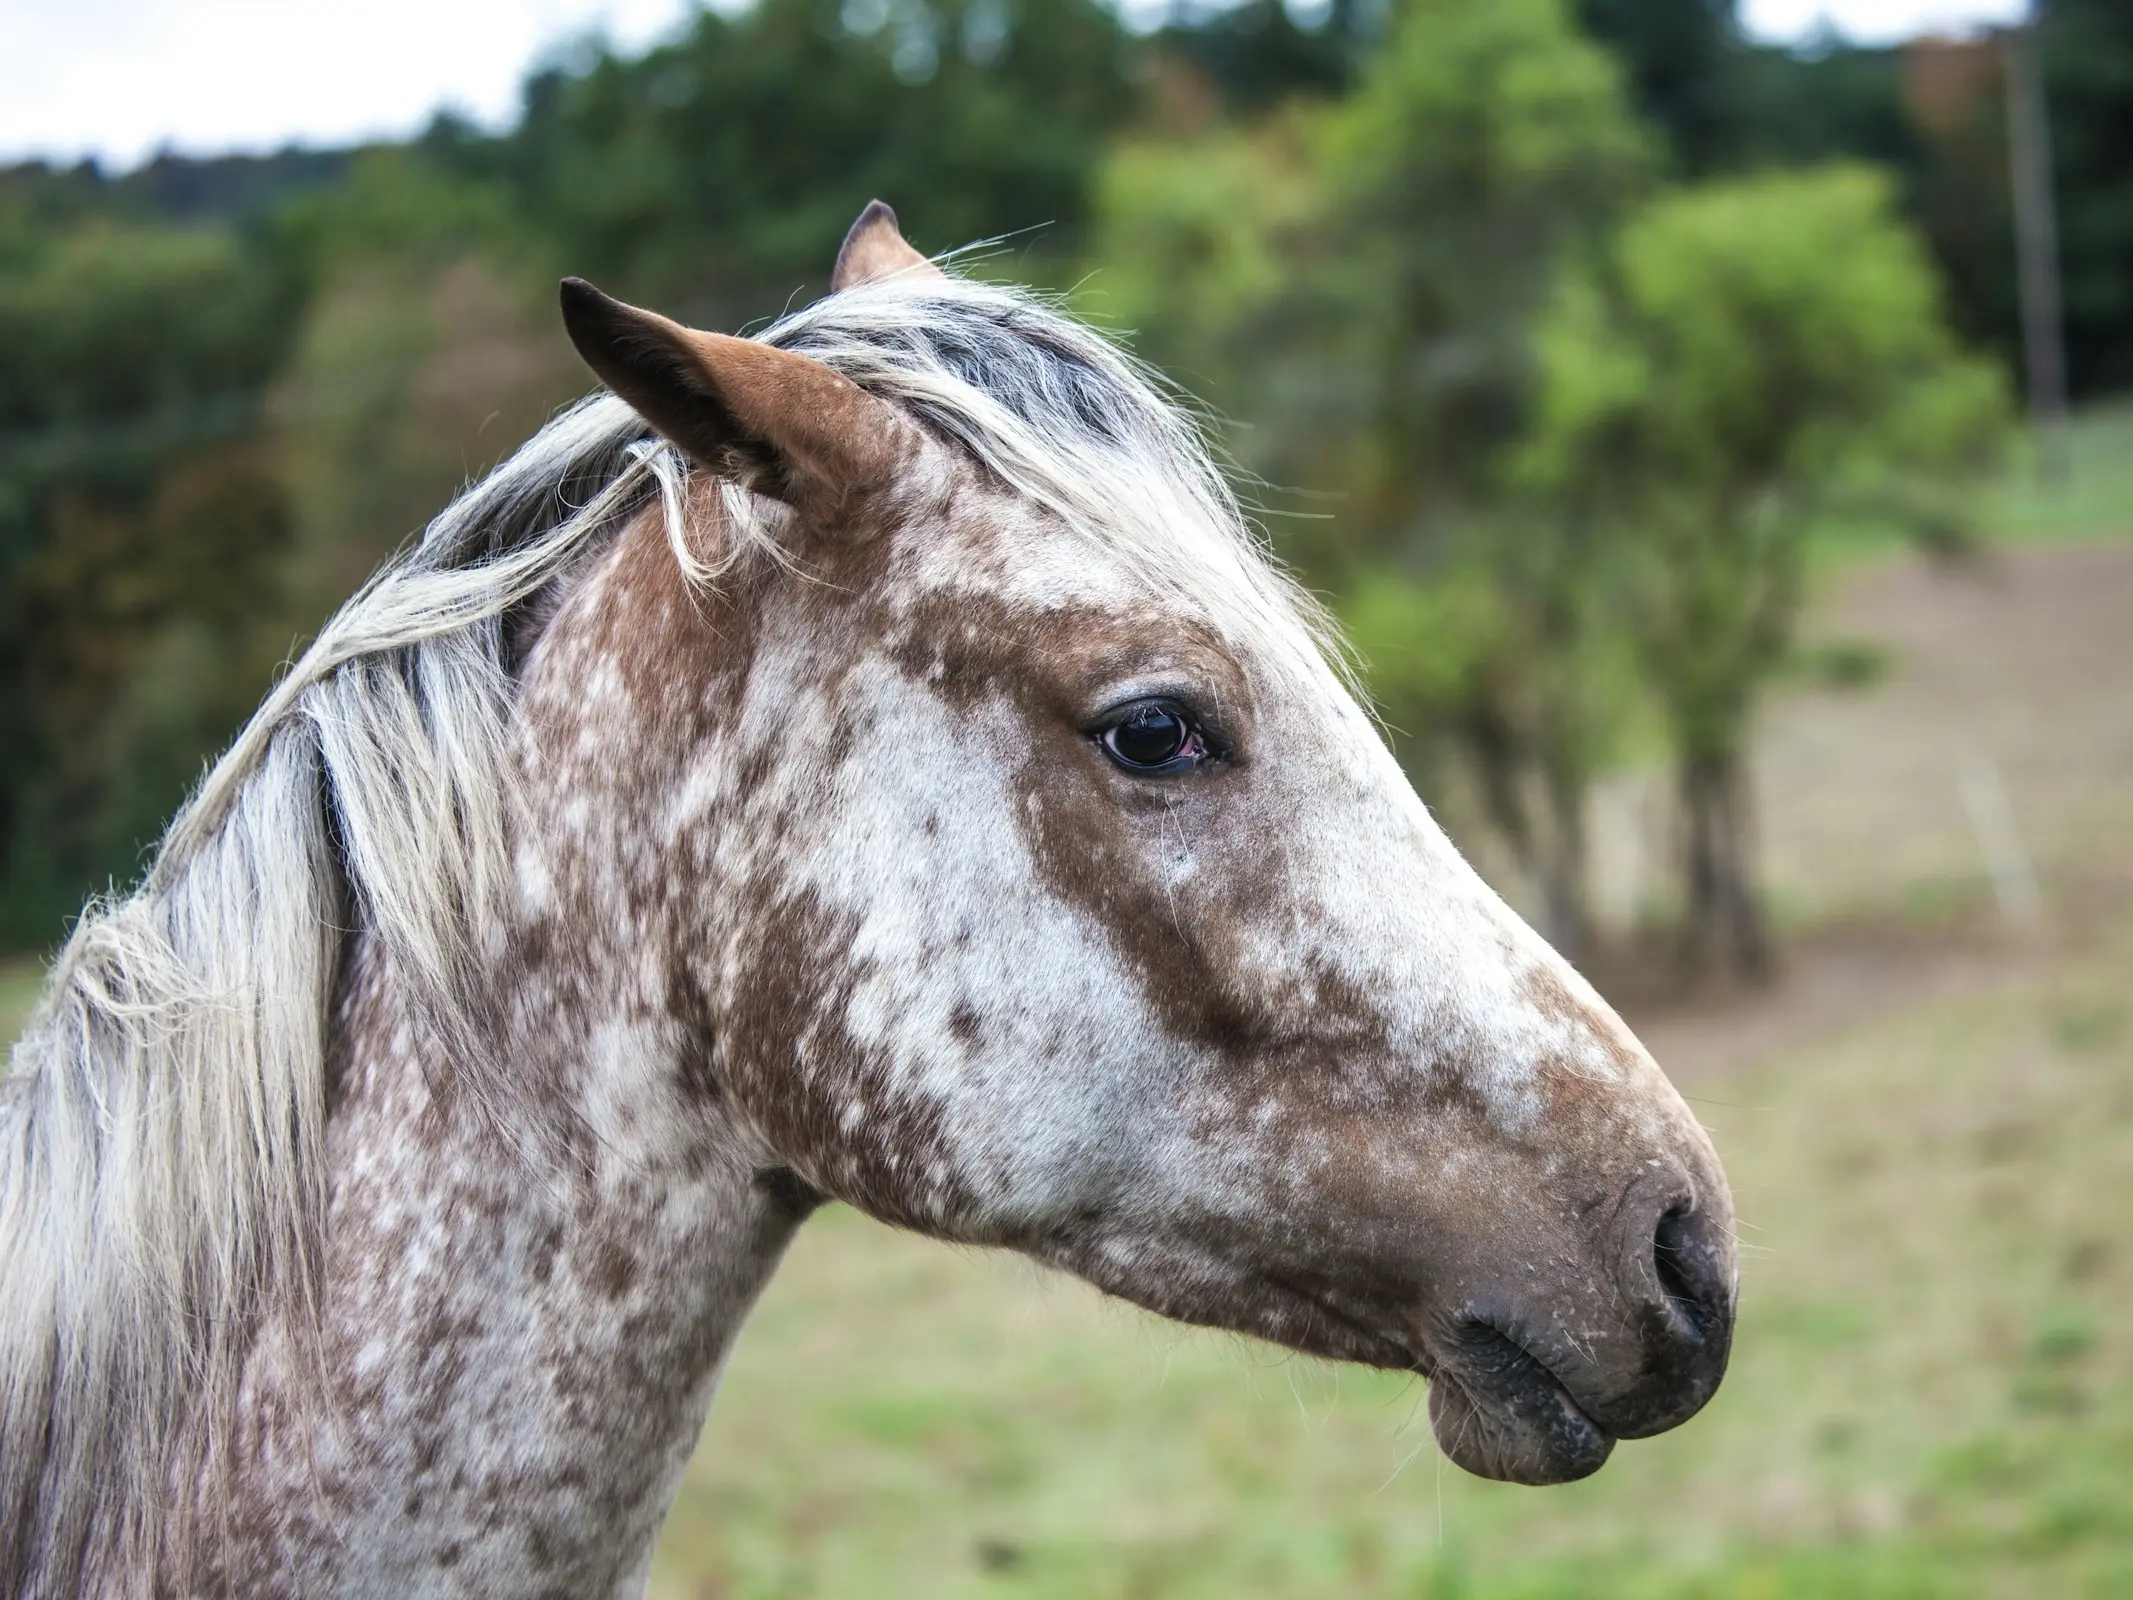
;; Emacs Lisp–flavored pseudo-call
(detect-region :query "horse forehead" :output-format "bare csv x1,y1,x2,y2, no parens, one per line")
880,462,1252,608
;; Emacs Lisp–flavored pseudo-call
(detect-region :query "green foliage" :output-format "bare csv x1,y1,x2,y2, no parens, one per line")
270,250,587,631
1520,165,2008,970
1089,119,1311,386
493,0,1141,314
1340,566,1501,737
0,224,291,432
273,147,534,285
1270,0,1652,538
1525,165,2009,765
0,221,301,942
263,147,586,625
1103,0,1653,534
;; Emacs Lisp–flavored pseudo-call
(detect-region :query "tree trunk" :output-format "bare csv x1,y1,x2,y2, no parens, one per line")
1677,750,1771,985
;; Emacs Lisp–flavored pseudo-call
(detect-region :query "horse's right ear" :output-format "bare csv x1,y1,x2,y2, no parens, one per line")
558,276,919,516
832,200,943,291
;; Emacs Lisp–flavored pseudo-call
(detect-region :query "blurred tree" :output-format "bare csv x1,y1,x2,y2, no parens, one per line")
1570,0,2133,403
478,0,1142,319
1148,0,1378,116
1088,116,1312,388
2040,0,2133,395
1573,0,1744,174
269,153,587,629
1271,0,1651,534
0,221,299,940
1521,167,2009,979
0,148,350,239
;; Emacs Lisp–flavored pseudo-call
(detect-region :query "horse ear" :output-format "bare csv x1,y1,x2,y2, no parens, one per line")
558,276,918,514
831,200,943,292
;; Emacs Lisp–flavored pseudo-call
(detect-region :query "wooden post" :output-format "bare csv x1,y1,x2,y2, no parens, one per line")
2004,11,2070,482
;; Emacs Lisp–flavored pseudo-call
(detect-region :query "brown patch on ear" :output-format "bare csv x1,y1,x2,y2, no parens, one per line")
831,200,943,292
558,275,920,518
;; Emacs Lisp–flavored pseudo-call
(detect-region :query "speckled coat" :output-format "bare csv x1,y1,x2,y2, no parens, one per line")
1,207,1735,1599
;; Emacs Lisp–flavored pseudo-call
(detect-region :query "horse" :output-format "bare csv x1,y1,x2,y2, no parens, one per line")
0,202,1734,1598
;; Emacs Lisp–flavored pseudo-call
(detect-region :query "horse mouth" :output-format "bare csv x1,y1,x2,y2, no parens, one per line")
1070,1255,1621,1486
1422,1321,1615,1485
1258,1276,1616,1485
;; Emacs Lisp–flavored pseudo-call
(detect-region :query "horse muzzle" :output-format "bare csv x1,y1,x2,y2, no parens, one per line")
1416,1190,1737,1485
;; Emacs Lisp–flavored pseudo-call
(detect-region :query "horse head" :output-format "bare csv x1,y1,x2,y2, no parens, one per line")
546,203,1734,1486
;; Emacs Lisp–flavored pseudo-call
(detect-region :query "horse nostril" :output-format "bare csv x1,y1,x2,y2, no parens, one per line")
1578,1201,1735,1441
1651,1205,1731,1345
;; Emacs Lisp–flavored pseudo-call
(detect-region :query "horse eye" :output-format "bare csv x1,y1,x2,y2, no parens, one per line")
1097,699,1211,775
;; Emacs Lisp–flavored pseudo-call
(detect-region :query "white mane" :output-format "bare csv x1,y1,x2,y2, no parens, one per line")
0,391,685,1589
0,270,1322,1593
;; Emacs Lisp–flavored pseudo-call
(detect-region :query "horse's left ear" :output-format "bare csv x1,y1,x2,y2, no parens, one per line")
832,200,943,292
559,276,919,517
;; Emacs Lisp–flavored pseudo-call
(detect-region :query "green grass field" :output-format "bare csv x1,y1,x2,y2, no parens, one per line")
1988,401,2133,548
1,405,2128,1599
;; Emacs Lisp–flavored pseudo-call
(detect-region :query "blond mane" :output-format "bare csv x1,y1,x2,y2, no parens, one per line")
0,269,1322,1593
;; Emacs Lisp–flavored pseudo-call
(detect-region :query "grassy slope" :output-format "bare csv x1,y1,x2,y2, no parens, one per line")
1988,402,2133,547
1806,399,2133,574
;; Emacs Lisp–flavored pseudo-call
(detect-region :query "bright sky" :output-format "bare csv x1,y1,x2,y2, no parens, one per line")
0,0,2034,173
1740,0,2027,43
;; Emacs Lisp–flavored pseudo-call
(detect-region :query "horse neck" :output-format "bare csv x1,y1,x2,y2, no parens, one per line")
211,526,806,1598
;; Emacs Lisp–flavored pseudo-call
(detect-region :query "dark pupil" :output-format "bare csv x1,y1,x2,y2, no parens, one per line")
1112,706,1189,767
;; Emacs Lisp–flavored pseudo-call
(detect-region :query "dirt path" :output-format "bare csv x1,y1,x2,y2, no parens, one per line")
1630,920,2088,1085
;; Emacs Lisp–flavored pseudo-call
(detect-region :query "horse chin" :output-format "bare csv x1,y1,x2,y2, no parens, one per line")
1426,1369,1616,1486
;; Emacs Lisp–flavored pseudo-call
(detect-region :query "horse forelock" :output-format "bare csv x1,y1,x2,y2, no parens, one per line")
765,276,1354,689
